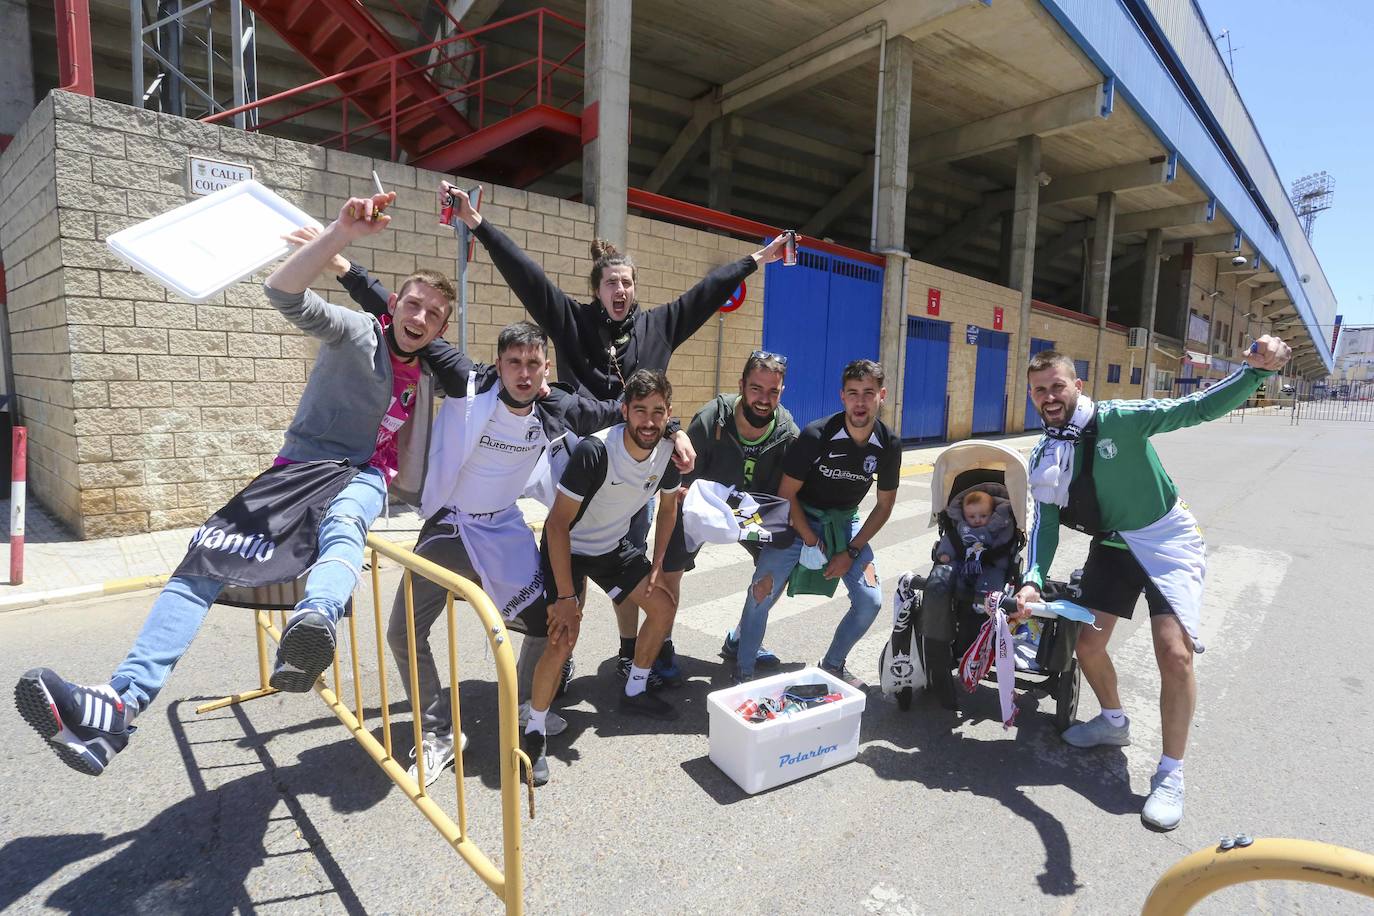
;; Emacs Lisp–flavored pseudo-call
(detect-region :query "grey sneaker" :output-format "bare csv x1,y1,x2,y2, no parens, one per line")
406,731,467,788
820,662,868,690
519,701,567,737
271,609,336,693
1141,768,1185,830
1061,714,1132,748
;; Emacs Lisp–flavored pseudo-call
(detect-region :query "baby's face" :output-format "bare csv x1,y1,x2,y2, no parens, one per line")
964,503,991,527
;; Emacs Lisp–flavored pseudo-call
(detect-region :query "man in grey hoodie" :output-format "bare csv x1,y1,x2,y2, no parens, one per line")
14,192,453,777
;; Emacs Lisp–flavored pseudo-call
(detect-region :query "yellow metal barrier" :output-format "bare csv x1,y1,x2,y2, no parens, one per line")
1141,838,1374,914
196,533,530,914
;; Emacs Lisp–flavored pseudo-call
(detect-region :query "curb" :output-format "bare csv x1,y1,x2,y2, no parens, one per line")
0,574,172,615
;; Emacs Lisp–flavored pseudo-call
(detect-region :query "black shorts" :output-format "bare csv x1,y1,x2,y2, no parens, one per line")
1076,538,1176,620
541,537,651,604
661,512,762,573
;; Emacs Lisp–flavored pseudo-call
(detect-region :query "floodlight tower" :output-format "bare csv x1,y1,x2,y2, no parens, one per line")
1290,171,1335,240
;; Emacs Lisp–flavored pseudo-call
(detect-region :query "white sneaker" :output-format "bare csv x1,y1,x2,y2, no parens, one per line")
1141,768,1185,830
519,701,567,737
407,731,464,788
1061,713,1131,748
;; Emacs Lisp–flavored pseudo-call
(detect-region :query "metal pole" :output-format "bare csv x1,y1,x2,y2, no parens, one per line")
229,0,246,128
457,227,470,353
10,427,25,585
131,0,143,107
713,313,724,394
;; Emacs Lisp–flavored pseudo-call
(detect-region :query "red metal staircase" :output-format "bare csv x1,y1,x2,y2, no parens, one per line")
207,4,585,187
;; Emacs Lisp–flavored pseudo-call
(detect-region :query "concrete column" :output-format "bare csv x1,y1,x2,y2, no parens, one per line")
582,0,631,247
1088,190,1116,395
707,116,739,213
873,35,915,433
0,0,34,139
1138,227,1163,397
873,35,915,250
1008,134,1041,429
878,253,910,432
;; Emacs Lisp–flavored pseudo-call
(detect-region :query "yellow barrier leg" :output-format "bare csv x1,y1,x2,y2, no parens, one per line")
196,610,281,714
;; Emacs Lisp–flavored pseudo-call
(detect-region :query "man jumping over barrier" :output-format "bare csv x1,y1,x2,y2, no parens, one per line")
1015,336,1291,830
524,369,683,786
13,192,455,776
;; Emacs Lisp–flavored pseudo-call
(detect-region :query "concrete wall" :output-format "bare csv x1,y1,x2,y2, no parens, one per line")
0,91,764,538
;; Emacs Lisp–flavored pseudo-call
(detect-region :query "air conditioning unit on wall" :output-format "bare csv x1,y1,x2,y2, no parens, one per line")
1127,327,1148,349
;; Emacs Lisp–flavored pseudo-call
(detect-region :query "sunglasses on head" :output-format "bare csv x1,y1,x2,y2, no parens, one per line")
750,349,788,367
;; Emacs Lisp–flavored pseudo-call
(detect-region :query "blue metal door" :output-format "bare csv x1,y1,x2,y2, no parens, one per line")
971,329,1010,435
902,316,950,441
763,248,883,428
1024,337,1056,430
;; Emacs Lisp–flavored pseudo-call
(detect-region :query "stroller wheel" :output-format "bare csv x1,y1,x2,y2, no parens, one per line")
1053,660,1081,732
920,637,957,711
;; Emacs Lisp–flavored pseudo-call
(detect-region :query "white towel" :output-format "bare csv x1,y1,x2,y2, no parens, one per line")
1119,500,1208,653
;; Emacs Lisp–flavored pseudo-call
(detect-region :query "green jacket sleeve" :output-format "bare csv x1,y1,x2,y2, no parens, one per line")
1024,499,1060,590
1106,366,1273,438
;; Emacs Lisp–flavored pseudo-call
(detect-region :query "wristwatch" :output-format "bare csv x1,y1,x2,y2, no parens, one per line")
846,545,862,560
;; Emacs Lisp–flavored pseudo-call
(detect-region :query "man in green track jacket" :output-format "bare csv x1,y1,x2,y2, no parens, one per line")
1014,336,1291,831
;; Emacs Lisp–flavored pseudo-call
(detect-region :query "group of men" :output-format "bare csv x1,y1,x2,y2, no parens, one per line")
13,180,1292,832
13,185,903,793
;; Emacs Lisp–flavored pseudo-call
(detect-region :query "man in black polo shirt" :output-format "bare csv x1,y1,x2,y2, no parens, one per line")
729,359,901,686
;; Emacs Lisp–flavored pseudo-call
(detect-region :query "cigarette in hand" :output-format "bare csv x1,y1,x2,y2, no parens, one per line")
370,171,389,221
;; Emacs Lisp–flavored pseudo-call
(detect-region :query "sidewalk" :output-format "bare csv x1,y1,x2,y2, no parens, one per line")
0,431,1043,612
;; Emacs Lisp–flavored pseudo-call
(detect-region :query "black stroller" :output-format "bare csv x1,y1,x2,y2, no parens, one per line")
878,440,1083,729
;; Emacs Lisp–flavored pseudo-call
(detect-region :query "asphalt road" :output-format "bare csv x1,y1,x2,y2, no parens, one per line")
2,413,1371,915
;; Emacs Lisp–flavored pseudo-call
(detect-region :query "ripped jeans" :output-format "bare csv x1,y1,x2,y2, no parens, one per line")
110,466,387,713
732,508,883,678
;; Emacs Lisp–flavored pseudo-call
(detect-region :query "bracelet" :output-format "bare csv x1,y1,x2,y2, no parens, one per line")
557,594,577,602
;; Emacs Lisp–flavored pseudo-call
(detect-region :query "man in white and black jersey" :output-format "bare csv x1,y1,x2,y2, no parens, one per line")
730,359,901,686
523,369,683,786
386,323,690,787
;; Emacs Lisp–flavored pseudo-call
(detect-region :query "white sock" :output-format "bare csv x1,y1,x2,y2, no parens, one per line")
524,707,547,735
1100,708,1126,727
1157,754,1183,775
625,664,651,697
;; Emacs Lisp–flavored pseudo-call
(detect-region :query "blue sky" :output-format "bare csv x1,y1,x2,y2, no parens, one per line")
1195,1,1373,329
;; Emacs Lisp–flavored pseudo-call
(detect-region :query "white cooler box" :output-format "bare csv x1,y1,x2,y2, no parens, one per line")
706,666,865,794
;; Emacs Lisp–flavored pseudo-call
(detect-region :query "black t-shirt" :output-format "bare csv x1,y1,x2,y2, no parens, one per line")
782,412,901,510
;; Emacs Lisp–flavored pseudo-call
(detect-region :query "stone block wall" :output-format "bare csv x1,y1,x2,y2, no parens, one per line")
0,91,764,537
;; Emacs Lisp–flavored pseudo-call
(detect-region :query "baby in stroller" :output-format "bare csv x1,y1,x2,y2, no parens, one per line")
935,488,1016,594
934,486,1040,671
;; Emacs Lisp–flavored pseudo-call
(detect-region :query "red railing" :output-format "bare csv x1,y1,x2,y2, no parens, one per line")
204,7,584,162
626,188,887,268
1032,298,1129,334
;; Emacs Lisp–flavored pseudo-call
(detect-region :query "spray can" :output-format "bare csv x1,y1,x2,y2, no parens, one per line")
783,229,798,266
439,188,455,227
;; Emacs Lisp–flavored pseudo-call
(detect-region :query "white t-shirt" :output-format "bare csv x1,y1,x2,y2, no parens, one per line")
448,404,547,514
556,425,680,555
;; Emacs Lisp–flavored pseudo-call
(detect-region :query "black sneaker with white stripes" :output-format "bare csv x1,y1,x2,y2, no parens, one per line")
14,668,134,776
614,655,664,691
270,609,337,693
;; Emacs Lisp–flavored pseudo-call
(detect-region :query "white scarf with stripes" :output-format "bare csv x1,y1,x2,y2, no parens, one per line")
1029,395,1094,508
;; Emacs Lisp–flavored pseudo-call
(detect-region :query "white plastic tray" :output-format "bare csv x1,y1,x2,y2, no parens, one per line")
105,180,321,303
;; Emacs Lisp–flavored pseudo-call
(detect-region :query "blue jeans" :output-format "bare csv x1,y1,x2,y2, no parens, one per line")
110,467,388,713
733,510,882,677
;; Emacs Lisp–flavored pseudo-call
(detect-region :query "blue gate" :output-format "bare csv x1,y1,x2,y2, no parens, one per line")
1023,337,1056,430
762,248,883,428
902,316,950,442
971,329,1010,435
